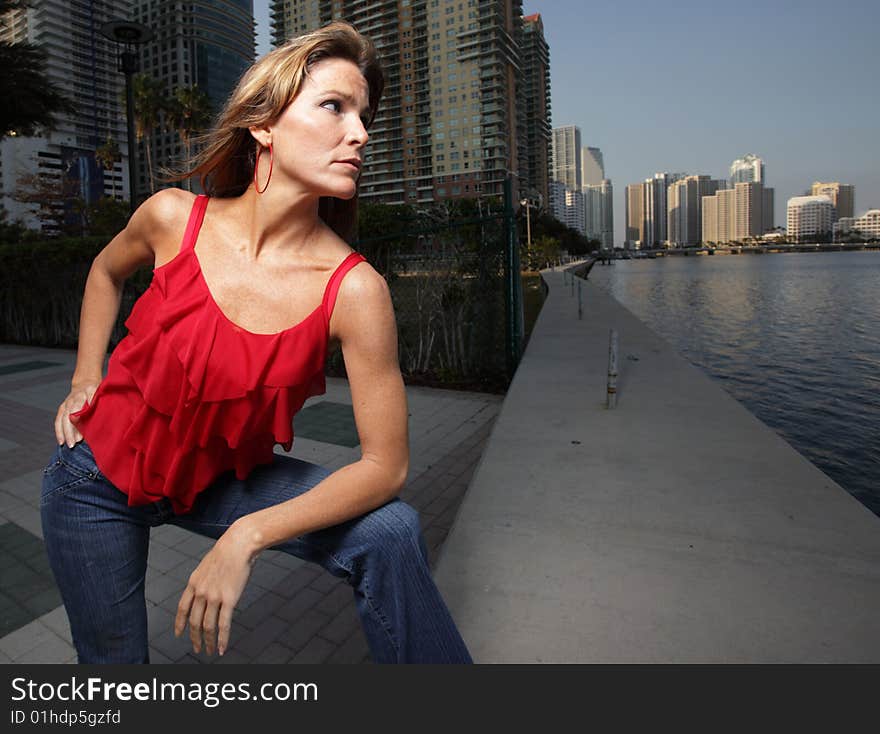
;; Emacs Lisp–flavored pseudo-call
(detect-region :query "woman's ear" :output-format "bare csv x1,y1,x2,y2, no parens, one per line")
248,125,272,148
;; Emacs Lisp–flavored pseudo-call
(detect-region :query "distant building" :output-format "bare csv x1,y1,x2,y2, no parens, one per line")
729,153,765,184
834,209,880,240
811,182,855,220
581,146,604,187
701,182,773,244
0,0,133,229
520,13,552,205
625,182,643,248
667,175,723,246
551,125,582,191
787,195,834,242
549,180,585,234
584,179,613,249
642,172,685,248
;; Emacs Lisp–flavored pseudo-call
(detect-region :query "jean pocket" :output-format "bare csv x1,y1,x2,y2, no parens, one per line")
41,445,101,506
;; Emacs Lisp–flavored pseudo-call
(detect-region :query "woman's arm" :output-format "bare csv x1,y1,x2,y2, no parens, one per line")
57,189,192,446
175,260,410,655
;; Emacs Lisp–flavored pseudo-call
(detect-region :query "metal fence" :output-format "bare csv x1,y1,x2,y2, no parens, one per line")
1,179,524,392
348,177,523,391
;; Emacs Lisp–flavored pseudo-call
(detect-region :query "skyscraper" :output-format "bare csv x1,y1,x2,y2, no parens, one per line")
667,175,723,246
519,12,551,205
550,125,581,191
270,0,527,204
584,179,613,249
625,182,643,248
701,181,774,244
729,153,764,185
0,1,133,229
811,181,855,220
581,146,604,187
132,0,255,197
642,172,684,248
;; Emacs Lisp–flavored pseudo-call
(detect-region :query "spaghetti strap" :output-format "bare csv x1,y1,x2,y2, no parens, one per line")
180,194,209,252
322,251,367,321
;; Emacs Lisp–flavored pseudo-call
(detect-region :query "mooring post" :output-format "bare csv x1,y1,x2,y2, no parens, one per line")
578,279,582,320
607,328,618,408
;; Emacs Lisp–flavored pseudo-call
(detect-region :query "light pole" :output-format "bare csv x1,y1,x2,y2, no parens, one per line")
101,19,153,216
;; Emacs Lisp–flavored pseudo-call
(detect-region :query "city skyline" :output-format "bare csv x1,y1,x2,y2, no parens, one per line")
260,1,880,245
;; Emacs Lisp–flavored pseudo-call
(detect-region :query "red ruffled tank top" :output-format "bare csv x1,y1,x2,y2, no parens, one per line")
70,194,365,514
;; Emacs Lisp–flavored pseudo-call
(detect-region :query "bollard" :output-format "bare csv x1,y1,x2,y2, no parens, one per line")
578,279,582,320
607,328,618,408
571,274,574,296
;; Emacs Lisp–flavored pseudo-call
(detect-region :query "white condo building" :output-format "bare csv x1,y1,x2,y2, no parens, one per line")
834,210,880,240
787,195,834,242
730,153,765,185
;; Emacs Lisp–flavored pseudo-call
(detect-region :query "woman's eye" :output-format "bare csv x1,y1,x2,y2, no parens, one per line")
321,100,341,113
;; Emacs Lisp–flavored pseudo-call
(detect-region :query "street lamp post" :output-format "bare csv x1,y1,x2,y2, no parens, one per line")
100,20,153,216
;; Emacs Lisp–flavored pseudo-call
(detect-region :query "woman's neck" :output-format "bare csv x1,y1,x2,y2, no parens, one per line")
229,185,327,261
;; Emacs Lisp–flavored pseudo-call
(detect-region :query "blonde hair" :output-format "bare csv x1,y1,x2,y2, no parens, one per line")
173,21,383,242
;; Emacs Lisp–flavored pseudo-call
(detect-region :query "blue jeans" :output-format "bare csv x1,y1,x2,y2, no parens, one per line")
40,440,471,664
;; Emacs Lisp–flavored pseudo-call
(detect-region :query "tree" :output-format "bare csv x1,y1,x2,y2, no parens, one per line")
0,2,73,140
165,85,212,190
130,74,166,196
94,136,121,200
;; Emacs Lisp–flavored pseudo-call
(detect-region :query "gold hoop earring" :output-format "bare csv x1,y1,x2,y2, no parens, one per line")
253,143,273,194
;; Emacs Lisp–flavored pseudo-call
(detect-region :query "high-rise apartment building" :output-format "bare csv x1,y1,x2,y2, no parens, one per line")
583,179,613,249
581,146,604,187
729,153,764,185
625,182,643,247
642,172,684,248
787,195,834,242
810,181,854,220
667,175,723,246
519,12,551,205
132,0,255,198
271,0,527,204
0,0,133,229
550,125,581,191
702,181,774,244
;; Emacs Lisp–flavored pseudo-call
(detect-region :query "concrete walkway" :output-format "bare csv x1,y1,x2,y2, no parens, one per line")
434,265,880,662
0,344,501,664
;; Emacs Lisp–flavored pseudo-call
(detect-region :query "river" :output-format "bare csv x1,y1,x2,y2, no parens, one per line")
588,251,880,518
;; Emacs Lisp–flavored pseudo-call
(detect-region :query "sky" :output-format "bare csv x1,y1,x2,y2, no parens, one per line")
253,0,880,245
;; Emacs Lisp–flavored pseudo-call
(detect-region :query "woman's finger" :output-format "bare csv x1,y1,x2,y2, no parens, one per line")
174,586,194,638
53,407,64,445
202,602,220,656
217,603,234,657
188,597,207,653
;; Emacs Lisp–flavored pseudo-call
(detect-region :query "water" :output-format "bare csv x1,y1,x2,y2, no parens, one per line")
589,251,880,518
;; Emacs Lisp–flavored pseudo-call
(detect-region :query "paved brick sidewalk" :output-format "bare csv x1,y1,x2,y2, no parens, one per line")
0,344,500,664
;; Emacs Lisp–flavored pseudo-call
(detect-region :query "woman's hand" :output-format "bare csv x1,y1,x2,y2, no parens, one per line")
55,381,100,447
174,521,260,656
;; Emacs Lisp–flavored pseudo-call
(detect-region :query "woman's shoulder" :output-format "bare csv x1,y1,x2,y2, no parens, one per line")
133,189,198,233
127,189,198,258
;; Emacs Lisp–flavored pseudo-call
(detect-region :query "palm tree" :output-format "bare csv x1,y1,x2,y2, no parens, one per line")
94,136,121,200
0,27,73,139
165,85,212,190
130,74,166,195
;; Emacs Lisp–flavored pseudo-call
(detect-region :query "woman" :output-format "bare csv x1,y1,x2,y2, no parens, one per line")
40,21,471,664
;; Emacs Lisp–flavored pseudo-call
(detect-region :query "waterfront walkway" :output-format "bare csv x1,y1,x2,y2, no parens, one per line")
434,263,880,662
0,344,501,663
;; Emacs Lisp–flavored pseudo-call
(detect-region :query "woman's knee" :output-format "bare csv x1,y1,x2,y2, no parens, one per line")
358,500,426,560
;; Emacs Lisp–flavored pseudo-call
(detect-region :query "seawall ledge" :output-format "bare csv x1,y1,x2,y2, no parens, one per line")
434,262,880,663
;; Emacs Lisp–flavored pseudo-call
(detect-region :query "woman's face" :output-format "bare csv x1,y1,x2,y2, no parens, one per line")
262,57,371,200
